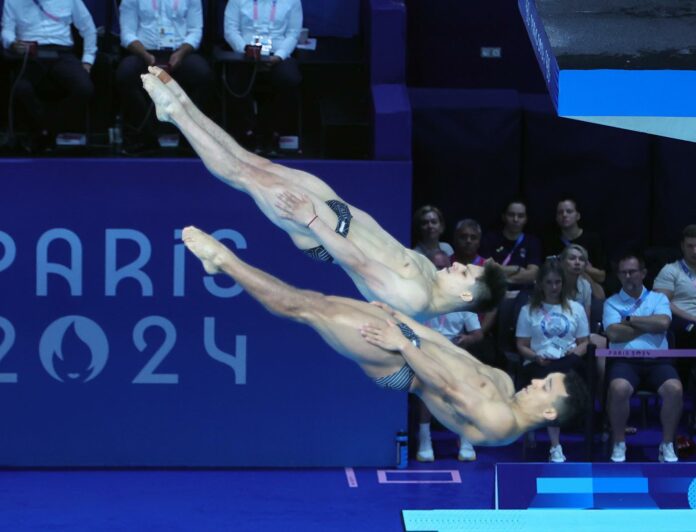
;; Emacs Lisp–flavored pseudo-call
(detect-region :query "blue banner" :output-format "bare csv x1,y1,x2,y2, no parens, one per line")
0,158,411,466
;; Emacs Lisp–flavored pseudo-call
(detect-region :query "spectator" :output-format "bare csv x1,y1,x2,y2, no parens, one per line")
116,0,213,154
560,243,609,411
452,218,499,362
603,253,681,463
224,0,302,152
559,244,605,320
451,218,485,267
543,197,606,284
1,0,96,153
516,259,589,462
481,199,541,291
412,205,453,256
419,250,482,462
653,224,696,348
653,224,696,433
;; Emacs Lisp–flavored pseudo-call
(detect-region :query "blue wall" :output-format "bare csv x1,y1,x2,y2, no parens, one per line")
0,158,410,467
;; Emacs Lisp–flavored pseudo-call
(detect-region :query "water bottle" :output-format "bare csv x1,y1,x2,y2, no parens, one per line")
110,114,123,146
396,430,408,469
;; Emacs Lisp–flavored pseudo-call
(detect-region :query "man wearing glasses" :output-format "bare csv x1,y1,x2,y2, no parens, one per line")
603,253,682,463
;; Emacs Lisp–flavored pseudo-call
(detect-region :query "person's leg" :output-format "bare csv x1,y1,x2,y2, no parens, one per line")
116,54,158,146
607,377,634,444
172,53,215,116
417,399,434,461
12,59,46,136
651,365,683,444
607,360,640,445
48,53,94,132
144,68,350,202
143,74,348,249
268,57,301,137
146,65,273,169
606,371,634,463
182,226,405,379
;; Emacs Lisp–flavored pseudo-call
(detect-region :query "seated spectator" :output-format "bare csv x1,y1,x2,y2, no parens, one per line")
603,253,681,463
224,0,303,152
1,0,96,153
653,224,696,433
451,218,499,361
543,197,606,284
653,224,696,347
412,205,453,256
560,244,610,413
559,244,605,320
116,0,214,155
451,218,485,266
516,259,589,463
418,250,482,462
481,199,541,291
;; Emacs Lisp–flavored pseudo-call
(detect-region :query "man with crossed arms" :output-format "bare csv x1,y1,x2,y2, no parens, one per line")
603,253,682,463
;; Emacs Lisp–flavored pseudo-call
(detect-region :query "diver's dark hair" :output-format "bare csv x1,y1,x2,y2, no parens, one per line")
470,262,507,312
553,370,590,428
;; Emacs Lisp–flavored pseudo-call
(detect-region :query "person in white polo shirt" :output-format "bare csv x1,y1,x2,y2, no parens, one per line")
603,252,681,463
653,224,696,435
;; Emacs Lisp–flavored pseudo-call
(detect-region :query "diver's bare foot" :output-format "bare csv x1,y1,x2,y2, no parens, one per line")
182,226,231,275
141,73,183,123
148,66,190,107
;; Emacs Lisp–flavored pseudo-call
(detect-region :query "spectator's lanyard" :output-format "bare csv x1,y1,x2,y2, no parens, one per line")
501,233,525,266
679,259,696,288
31,0,61,22
253,0,278,23
472,255,485,266
560,236,571,247
539,304,570,338
621,290,649,318
151,0,180,15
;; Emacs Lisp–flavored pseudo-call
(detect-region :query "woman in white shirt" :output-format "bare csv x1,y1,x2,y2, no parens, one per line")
516,259,589,463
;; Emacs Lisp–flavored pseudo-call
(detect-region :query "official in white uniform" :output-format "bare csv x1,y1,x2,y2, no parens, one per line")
116,0,214,154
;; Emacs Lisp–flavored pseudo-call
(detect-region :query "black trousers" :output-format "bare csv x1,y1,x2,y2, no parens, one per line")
115,51,214,144
225,56,301,137
671,315,696,411
12,47,94,134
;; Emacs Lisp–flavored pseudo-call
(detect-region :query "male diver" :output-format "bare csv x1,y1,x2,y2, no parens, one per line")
182,225,589,446
141,68,502,319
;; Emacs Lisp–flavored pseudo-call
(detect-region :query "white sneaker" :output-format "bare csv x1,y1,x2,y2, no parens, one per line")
611,441,626,463
416,448,434,462
417,438,434,462
658,442,678,463
458,440,476,461
548,444,566,463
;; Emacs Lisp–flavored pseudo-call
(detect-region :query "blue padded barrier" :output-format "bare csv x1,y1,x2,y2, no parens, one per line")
372,83,411,161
